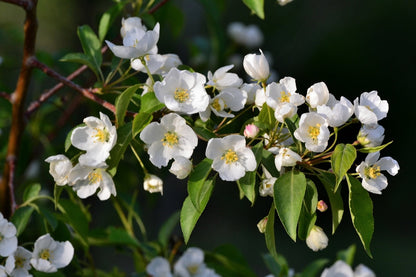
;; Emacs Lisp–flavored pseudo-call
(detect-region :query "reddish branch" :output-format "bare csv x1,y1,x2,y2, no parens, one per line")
148,0,170,14
0,0,38,218
0,91,11,101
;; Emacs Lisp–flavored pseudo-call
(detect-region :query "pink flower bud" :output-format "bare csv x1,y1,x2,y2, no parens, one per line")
257,216,268,233
317,200,328,212
244,124,259,138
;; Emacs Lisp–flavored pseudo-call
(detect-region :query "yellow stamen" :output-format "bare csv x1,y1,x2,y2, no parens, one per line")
40,249,51,261
174,88,190,103
279,91,291,103
212,98,226,111
187,265,199,274
93,127,109,143
162,131,179,147
88,170,103,184
308,124,321,141
221,149,239,164
366,165,381,179
15,257,25,268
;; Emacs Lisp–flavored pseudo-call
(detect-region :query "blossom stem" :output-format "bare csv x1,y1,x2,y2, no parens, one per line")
140,56,155,85
148,0,170,14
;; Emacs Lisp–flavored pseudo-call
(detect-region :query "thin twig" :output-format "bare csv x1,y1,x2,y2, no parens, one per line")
0,91,11,101
0,0,33,10
148,0,170,14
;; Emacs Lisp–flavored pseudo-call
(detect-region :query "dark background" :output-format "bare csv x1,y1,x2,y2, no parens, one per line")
0,0,414,276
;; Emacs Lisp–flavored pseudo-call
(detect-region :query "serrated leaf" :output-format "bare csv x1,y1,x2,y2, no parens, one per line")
11,206,35,236
358,140,393,153
115,84,140,127
158,211,180,248
331,143,357,191
98,2,124,42
274,169,307,241
346,175,374,257
265,203,278,261
188,158,213,211
23,183,41,202
132,112,153,138
298,179,318,240
242,0,265,19
60,52,99,77
318,172,344,234
140,92,165,114
108,121,133,176
77,25,102,77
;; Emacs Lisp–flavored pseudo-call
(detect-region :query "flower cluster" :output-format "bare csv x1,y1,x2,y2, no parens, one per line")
321,260,375,277
146,247,220,277
45,112,117,201
0,213,73,276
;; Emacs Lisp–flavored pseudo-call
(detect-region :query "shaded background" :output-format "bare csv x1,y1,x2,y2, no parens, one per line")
0,0,415,276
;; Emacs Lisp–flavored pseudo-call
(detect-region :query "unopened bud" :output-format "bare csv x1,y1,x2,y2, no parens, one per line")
306,225,328,252
144,174,163,195
257,216,268,233
244,124,259,138
317,200,328,212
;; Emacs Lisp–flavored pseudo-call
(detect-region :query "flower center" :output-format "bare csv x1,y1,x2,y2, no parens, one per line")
162,131,179,147
93,127,109,143
212,98,226,111
40,249,51,261
88,170,103,184
15,256,25,268
221,149,239,164
174,88,190,103
279,91,291,103
366,165,381,179
0,234,3,241
187,265,199,274
308,124,321,141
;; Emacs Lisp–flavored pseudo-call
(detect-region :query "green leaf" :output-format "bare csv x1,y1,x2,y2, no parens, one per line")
140,92,165,114
188,158,213,211
158,211,180,248
108,121,133,176
193,126,217,140
236,142,263,205
11,206,35,236
336,244,356,266
331,143,357,191
261,148,280,177
318,172,344,234
77,25,102,78
98,2,124,42
107,227,140,247
257,103,276,130
115,84,140,127
262,253,281,277
59,199,89,240
242,0,265,19
274,169,307,241
180,197,202,244
23,183,41,202
358,140,393,153
60,52,99,78
346,175,374,257
265,203,278,261
39,206,58,231
299,259,330,277
132,112,153,138
298,179,318,240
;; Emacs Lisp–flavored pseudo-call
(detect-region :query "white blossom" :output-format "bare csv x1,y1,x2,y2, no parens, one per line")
321,260,354,277
243,50,270,82
316,94,354,127
45,155,73,186
357,124,385,147
154,68,209,114
227,22,263,48
174,248,207,277
144,174,163,194
207,64,243,90
294,112,330,153
140,113,198,168
68,163,116,200
5,246,32,277
120,17,145,38
356,151,399,194
0,266,6,277
354,264,376,277
71,112,117,167
169,157,193,180
306,225,328,252
131,53,182,76
306,82,330,108
200,88,247,121
259,176,276,197
354,91,388,125
30,234,74,273
146,257,172,277
206,135,256,181
277,0,294,5
274,147,302,172
0,212,18,257
241,83,261,104
106,22,159,59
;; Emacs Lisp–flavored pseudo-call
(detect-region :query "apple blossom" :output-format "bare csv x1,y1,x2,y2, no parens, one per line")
259,176,276,197
143,174,164,194
5,246,32,277
169,157,192,180
277,0,294,5
354,91,388,125
321,260,354,277
356,151,399,194
241,83,261,104
243,50,270,82
207,64,243,90
131,53,182,76
306,82,330,108
294,112,330,152
45,154,73,186
154,68,209,114
140,113,198,168
206,135,256,181
0,212,18,257
306,225,328,251
68,163,116,200
244,124,259,138
120,17,145,38
30,234,74,273
71,112,117,167
174,247,219,277
316,94,354,127
146,257,172,277
357,124,385,147
274,147,302,172
266,77,303,109
354,264,376,277
0,266,6,277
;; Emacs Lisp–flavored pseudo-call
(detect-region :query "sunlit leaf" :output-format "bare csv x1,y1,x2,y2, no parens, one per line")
331,143,357,191
98,2,124,42
60,52,99,78
108,122,133,176
23,183,41,202
188,158,213,211
242,0,265,19
140,92,165,114
298,179,318,240
115,84,140,127
11,206,35,236
132,112,153,138
77,25,102,78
